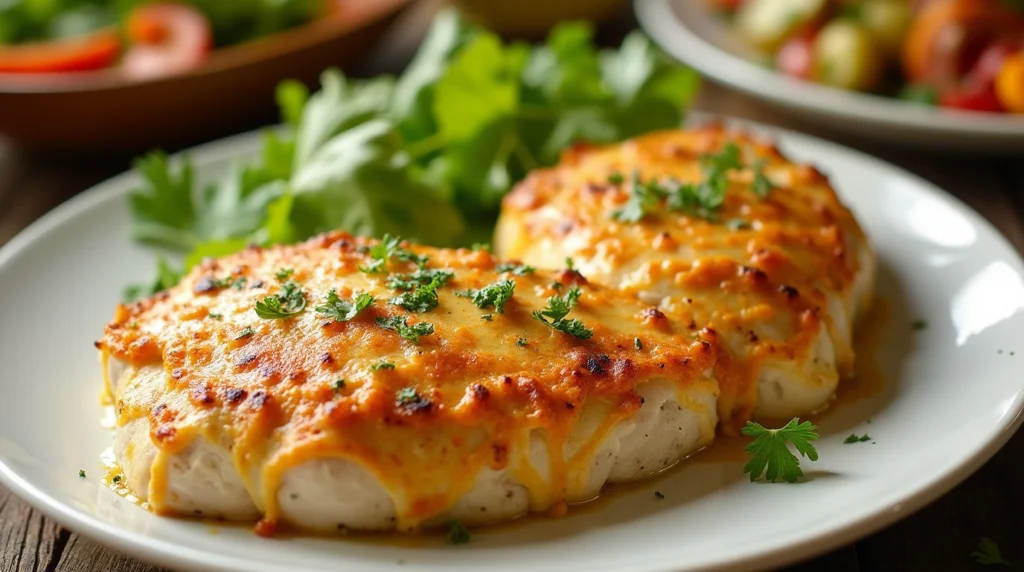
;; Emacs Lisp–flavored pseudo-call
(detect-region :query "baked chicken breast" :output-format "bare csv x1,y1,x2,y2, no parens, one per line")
495,127,875,428
98,233,720,533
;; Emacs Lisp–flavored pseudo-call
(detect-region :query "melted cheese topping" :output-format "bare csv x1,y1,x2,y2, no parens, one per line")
495,126,874,429
99,233,718,530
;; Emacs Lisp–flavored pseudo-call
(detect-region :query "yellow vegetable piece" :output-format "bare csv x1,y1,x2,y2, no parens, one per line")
995,53,1024,114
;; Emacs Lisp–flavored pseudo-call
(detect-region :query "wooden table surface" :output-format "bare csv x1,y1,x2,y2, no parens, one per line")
2,7,1024,572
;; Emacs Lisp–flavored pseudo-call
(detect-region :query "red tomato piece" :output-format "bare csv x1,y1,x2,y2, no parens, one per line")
0,29,121,73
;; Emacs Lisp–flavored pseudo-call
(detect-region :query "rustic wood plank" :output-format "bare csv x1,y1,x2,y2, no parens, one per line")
54,534,162,572
0,487,68,572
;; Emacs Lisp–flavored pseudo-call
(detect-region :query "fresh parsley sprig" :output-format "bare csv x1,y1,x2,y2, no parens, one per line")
532,286,593,339
387,268,454,291
315,290,375,322
458,279,516,313
741,418,819,483
389,277,443,313
495,262,535,276
254,280,306,319
360,235,428,274
376,316,434,343
971,538,1011,566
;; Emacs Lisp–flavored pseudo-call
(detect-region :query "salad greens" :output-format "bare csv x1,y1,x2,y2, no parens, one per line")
0,0,319,46
125,10,699,300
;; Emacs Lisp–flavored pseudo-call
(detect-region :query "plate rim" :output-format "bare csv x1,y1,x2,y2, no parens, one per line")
635,0,1024,144
2,119,1024,572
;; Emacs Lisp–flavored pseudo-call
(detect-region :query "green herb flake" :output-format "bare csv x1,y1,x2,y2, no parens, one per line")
254,280,307,319
360,235,429,275
971,537,1011,566
231,277,248,291
316,290,375,322
275,268,294,281
389,277,443,313
752,159,773,198
912,319,928,331
444,520,471,544
371,360,396,371
634,337,643,350
608,172,624,185
495,262,536,276
726,218,751,231
481,314,493,321
844,434,871,444
458,279,516,314
387,268,454,291
208,312,223,320
78,470,86,478
654,491,664,499
112,475,122,484
516,337,528,347
234,327,255,340
376,316,435,343
532,286,593,339
741,418,819,483
332,379,346,391
472,242,492,252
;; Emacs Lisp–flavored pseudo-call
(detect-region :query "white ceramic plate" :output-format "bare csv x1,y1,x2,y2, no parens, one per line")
2,121,1024,572
635,0,1024,151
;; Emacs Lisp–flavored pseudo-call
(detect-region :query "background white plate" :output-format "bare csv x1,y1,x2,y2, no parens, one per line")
635,0,1024,152
2,121,1024,572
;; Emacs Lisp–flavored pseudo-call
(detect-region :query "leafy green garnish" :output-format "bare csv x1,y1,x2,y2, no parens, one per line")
254,280,306,319
752,159,773,198
495,262,535,275
612,170,659,223
234,327,255,340
741,419,819,483
387,268,454,291
726,218,751,231
971,538,1011,566
389,277,443,313
315,290,375,322
444,520,471,544
332,379,346,392
371,360,395,371
516,337,528,347
275,268,294,280
634,337,643,350
360,234,428,274
78,469,86,478
124,12,698,296
458,279,516,313
843,434,871,444
532,286,592,339
376,316,435,343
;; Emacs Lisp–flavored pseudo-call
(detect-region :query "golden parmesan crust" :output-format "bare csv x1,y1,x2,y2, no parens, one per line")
99,232,718,528
495,127,874,428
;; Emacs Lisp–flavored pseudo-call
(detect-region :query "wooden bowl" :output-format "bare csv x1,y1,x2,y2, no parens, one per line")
0,0,412,151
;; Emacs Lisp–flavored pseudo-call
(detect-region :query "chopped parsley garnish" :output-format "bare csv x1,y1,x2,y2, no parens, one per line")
844,433,871,444
741,418,819,483
609,143,772,224
389,277,443,313
634,337,643,350
726,218,750,231
234,327,255,340
752,159,774,197
376,316,434,343
78,469,86,478
444,520,471,544
532,286,593,339
396,387,422,405
912,319,928,331
495,262,536,276
315,290,375,322
516,337,528,347
332,379,346,391
275,268,294,281
359,234,428,274
254,280,306,319
458,280,516,314
565,257,575,270
654,491,664,499
208,312,223,319
231,277,248,290
607,171,624,185
481,314,493,321
386,268,453,291
471,242,492,252
112,475,122,484
371,360,395,371
612,169,659,223
971,538,1011,566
